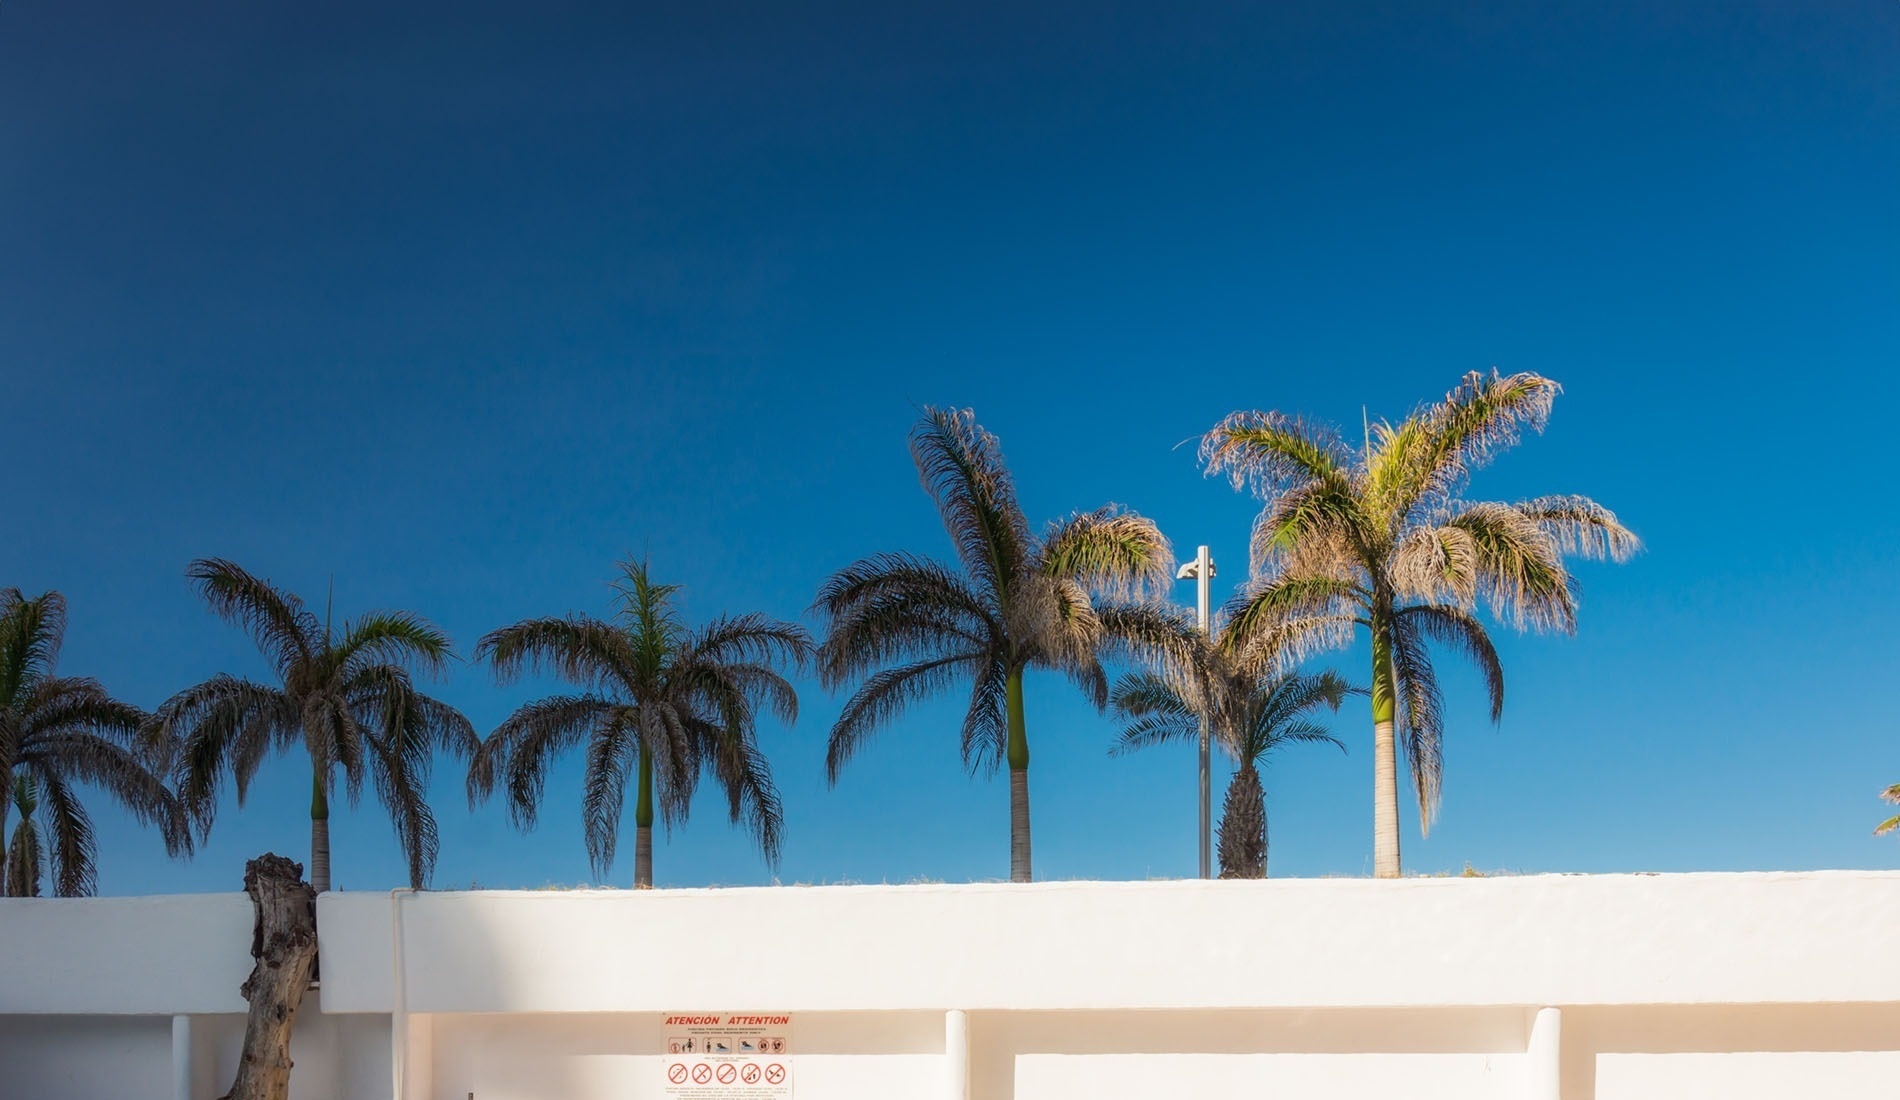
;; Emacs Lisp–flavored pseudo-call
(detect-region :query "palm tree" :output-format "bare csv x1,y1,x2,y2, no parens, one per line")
0,589,190,896
469,558,809,889
1112,653,1350,878
1202,371,1637,878
148,560,475,892
7,776,45,897
1878,785,1900,837
815,406,1182,883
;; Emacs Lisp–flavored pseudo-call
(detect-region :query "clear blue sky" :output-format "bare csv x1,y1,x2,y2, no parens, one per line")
3,2,1896,894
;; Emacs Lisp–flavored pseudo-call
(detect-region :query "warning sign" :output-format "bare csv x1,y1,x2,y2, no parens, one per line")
662,1013,793,1098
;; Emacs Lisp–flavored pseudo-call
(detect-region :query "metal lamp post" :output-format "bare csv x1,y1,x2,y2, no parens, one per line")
1175,545,1215,878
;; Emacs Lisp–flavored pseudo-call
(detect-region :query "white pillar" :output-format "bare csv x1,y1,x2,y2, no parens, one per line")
1526,1006,1561,1100
171,1015,192,1100
945,1009,969,1100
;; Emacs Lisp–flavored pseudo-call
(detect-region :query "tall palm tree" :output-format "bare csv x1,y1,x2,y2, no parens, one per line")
1202,371,1637,878
469,558,808,889
815,406,1181,883
148,560,475,892
0,589,190,896
1112,654,1350,878
7,775,45,897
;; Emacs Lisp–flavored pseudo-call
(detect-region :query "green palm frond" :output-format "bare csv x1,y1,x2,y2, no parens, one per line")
1039,507,1174,598
1877,784,1900,837
335,611,456,680
1370,370,1560,527
1447,503,1577,632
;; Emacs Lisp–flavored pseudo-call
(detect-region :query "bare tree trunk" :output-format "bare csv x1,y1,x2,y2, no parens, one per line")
219,854,318,1100
1005,671,1031,883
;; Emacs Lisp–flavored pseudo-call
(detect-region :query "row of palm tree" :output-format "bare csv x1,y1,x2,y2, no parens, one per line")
0,371,1633,895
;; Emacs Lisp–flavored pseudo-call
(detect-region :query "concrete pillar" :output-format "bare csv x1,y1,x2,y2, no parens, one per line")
171,1015,192,1100
945,1009,969,1100
1526,1006,1561,1100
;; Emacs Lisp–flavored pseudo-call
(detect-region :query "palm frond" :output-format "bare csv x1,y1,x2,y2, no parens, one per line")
825,652,984,781
580,711,637,875
186,560,319,676
959,657,1010,773
1387,610,1444,833
1039,507,1174,599
336,611,456,680
814,554,996,689
1400,604,1504,722
909,406,1032,608
1108,671,1202,755
477,615,637,691
469,694,617,827
1200,410,1357,498
1447,503,1577,632
0,589,65,711
1515,494,1640,563
32,772,97,898
1372,370,1560,525
365,725,441,889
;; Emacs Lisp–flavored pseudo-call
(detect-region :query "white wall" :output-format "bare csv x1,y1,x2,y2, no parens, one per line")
5,872,1900,1100
317,872,1900,1015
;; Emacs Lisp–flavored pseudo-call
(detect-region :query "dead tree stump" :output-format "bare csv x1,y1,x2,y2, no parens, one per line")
219,853,319,1100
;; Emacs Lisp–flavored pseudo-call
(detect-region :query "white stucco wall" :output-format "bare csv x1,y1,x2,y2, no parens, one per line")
3,872,1898,1100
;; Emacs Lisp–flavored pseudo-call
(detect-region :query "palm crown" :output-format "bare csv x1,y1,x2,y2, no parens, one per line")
1113,645,1350,878
0,589,189,896
815,406,1182,882
1203,371,1637,877
148,560,476,891
469,558,809,888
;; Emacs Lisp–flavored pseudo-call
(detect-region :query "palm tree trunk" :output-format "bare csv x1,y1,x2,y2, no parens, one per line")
634,742,655,889
1370,613,1401,879
309,767,331,894
1005,670,1031,883
1217,764,1266,879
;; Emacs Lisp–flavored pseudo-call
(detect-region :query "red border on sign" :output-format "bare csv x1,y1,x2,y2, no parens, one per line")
667,1063,688,1084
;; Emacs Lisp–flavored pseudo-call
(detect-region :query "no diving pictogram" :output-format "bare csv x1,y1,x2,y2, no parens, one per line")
740,1064,762,1084
764,1063,787,1085
666,1063,689,1084
691,1063,714,1084
716,1063,738,1084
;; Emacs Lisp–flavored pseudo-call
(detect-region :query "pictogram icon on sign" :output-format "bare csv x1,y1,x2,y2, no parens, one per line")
691,1063,714,1084
716,1063,738,1084
764,1063,786,1085
740,1064,762,1084
667,1064,689,1084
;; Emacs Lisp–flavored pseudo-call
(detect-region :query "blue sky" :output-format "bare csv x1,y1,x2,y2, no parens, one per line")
3,1,1896,893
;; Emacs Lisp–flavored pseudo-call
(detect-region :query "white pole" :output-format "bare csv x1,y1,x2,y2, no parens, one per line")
1526,1006,1562,1100
944,1009,970,1100
1195,544,1212,880
171,1014,192,1100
